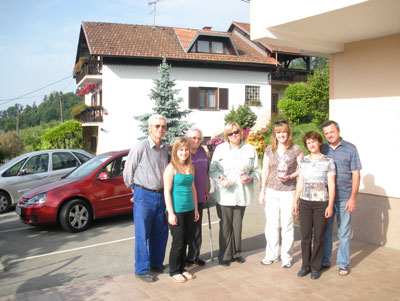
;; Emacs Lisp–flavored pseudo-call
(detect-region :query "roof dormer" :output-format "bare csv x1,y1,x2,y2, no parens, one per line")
187,33,239,55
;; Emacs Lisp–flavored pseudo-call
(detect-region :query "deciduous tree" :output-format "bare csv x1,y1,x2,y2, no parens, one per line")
278,61,329,125
41,120,82,149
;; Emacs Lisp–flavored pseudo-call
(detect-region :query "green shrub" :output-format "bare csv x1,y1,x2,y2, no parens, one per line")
0,132,24,159
224,104,257,129
278,62,329,126
41,121,82,149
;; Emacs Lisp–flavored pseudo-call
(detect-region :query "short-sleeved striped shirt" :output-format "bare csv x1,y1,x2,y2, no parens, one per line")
321,139,362,201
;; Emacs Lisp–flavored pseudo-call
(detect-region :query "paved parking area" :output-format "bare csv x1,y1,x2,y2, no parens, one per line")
2,239,400,300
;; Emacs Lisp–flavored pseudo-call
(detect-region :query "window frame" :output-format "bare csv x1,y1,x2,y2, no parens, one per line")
271,93,279,115
188,87,228,110
52,152,79,171
199,87,218,109
245,85,261,106
22,154,49,175
190,38,231,55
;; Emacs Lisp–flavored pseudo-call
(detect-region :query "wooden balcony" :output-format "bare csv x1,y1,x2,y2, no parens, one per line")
74,107,103,123
271,68,311,83
75,60,102,85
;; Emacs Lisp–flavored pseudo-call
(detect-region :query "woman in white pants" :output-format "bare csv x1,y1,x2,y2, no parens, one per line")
259,121,303,268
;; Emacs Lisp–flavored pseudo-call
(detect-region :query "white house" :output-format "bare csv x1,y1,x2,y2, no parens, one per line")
250,0,400,249
73,21,312,154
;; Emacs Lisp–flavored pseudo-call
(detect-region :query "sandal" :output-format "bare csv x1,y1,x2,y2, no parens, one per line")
169,274,186,283
339,266,350,276
182,271,195,280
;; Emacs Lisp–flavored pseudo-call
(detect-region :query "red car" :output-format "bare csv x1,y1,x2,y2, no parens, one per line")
16,150,132,232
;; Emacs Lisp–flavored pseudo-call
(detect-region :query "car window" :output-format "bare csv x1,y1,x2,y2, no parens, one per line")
23,154,49,174
103,155,127,178
72,151,91,164
52,152,79,171
67,154,112,179
3,158,27,177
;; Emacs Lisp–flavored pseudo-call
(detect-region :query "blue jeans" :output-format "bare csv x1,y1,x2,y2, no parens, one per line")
322,200,352,268
133,186,168,274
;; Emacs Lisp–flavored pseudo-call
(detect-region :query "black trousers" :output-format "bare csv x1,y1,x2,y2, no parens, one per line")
187,202,204,261
216,204,246,262
299,199,328,271
168,210,195,276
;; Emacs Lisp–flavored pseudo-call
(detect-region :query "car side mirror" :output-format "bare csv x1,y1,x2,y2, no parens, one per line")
18,169,31,176
97,171,110,181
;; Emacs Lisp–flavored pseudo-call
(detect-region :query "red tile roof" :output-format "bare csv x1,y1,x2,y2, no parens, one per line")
231,21,301,55
81,22,277,66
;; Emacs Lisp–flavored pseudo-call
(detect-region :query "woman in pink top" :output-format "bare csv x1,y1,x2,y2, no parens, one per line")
259,121,303,268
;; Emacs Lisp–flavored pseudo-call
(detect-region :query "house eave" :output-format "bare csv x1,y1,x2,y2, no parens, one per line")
101,56,277,72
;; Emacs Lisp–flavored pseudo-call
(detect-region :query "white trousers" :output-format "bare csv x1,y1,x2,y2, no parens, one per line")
263,188,295,264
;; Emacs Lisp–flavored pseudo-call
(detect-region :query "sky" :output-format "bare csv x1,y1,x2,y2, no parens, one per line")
0,0,250,109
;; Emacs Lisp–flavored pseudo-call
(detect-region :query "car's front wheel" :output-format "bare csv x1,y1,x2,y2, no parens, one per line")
0,192,11,214
59,199,92,232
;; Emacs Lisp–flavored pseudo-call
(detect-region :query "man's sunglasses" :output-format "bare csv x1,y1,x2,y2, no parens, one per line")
227,130,240,137
152,124,166,129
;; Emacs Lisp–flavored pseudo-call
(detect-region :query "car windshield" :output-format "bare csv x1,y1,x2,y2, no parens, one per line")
66,154,113,179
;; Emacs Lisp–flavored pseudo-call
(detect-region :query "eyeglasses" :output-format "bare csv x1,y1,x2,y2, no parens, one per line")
274,120,288,126
227,130,240,137
151,124,166,129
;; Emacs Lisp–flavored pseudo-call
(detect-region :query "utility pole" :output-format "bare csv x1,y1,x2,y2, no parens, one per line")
59,91,64,123
16,114,19,136
15,104,22,136
149,0,161,27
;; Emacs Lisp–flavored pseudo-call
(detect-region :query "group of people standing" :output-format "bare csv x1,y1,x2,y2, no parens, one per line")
123,114,361,283
260,120,361,280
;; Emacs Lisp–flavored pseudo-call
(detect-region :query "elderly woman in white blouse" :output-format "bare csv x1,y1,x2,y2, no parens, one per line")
210,122,260,267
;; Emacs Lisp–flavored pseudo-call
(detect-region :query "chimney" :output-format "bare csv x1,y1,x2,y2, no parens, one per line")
203,26,212,31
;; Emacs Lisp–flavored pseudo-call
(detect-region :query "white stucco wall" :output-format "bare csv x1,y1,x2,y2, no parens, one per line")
330,34,400,198
91,64,271,154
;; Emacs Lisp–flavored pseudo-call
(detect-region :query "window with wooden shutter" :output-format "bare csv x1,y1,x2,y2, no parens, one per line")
219,88,228,110
189,87,228,110
189,87,199,109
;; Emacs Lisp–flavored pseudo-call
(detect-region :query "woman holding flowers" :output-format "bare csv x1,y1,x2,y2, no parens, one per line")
259,121,303,268
210,122,260,267
164,137,199,283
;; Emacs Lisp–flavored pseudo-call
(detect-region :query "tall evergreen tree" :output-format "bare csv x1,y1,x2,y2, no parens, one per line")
135,57,191,144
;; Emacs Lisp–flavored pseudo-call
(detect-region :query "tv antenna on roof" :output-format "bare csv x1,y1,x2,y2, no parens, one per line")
149,0,161,27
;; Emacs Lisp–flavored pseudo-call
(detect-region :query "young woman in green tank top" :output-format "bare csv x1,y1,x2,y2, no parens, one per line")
164,137,199,283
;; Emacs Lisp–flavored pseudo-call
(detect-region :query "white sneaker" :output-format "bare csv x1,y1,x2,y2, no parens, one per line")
281,262,292,268
261,258,279,265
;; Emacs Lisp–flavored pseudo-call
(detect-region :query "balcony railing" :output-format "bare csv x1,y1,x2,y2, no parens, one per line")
271,68,312,83
75,60,102,84
74,107,103,123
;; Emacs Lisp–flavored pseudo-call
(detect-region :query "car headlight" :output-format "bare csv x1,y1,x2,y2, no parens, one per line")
27,193,47,205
